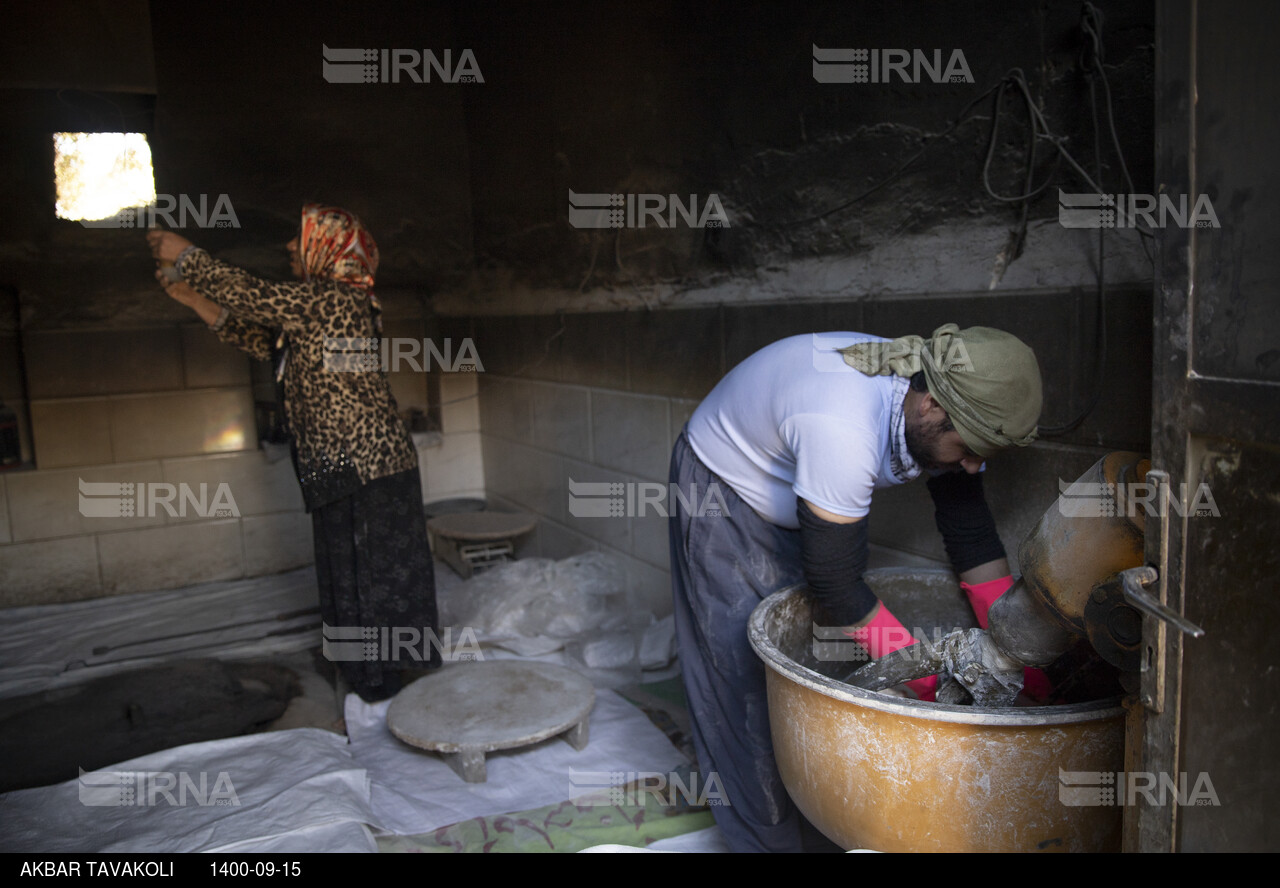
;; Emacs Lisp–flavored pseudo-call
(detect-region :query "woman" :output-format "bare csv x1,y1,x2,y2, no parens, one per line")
147,205,439,702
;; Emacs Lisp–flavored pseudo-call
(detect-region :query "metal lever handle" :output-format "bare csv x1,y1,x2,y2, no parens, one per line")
1120,566,1205,638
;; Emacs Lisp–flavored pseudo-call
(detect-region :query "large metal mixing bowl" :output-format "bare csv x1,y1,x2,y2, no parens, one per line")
748,569,1125,852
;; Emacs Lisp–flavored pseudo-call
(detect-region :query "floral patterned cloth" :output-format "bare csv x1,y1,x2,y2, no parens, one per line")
376,767,715,853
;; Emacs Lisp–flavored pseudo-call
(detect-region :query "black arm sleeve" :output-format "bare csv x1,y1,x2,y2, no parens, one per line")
796,499,880,627
926,470,1007,575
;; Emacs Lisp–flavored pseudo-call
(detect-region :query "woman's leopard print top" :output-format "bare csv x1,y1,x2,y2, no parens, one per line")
179,248,417,511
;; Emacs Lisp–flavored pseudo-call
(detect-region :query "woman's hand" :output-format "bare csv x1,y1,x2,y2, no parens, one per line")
156,272,199,307
157,271,223,325
146,230,194,263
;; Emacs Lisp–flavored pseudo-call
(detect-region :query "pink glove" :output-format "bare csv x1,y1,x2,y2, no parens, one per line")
960,575,1014,630
960,575,1053,703
843,603,938,702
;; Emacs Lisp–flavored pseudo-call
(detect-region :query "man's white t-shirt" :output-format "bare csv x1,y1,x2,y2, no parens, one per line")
686,332,914,529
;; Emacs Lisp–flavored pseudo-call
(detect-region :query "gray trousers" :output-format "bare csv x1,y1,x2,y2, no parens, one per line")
668,430,840,853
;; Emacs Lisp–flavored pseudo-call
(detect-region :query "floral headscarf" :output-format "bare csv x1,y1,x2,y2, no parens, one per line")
296,202,376,284
298,204,379,288
274,204,382,381
296,203,381,327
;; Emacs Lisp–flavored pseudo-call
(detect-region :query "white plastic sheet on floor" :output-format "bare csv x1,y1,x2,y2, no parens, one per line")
0,729,377,853
648,826,730,852
577,826,731,853
0,568,321,699
0,558,679,699
345,685,687,837
1,683,697,853
0,563,718,852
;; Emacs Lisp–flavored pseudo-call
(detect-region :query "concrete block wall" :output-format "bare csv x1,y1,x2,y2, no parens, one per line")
419,372,485,506
0,320,486,607
477,374,693,619
381,317,487,506
0,322,274,606
22,325,257,468
447,285,1152,614
0,450,309,606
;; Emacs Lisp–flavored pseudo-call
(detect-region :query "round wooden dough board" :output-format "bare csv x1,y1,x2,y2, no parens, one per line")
386,661,595,781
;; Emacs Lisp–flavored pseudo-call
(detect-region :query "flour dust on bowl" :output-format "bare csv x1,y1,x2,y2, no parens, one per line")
748,569,1125,852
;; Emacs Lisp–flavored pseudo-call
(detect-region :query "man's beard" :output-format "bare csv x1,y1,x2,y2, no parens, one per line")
905,414,954,472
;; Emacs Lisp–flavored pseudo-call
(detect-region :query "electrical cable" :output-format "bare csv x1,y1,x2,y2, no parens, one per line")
788,4,1148,437
1037,1,1121,436
1038,54,1108,436
981,70,1062,205
785,84,1001,228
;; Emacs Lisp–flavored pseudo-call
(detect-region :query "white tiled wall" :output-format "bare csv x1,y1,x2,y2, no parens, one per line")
420,372,485,503
0,450,312,606
1,328,488,608
0,535,101,606
478,375,690,619
97,519,245,596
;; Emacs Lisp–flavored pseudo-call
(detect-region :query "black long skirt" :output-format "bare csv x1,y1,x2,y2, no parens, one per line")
311,466,439,702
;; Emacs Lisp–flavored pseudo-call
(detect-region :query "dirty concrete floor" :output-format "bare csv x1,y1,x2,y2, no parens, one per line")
262,647,347,735
0,648,350,793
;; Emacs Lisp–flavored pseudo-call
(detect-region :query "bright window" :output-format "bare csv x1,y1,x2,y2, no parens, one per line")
53,132,156,222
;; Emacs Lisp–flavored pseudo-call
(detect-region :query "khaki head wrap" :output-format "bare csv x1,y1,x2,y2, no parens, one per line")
837,324,1042,458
